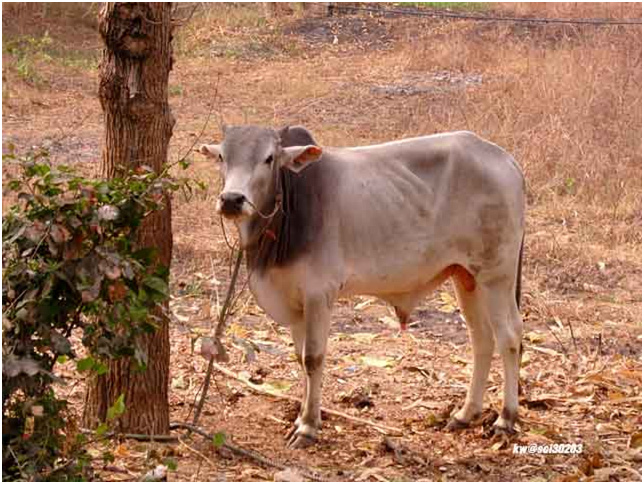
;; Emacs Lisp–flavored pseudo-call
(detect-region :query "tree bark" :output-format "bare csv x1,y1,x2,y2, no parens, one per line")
83,2,175,434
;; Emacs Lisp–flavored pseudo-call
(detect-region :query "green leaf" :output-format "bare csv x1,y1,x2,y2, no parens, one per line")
106,393,126,420
143,276,168,297
76,356,95,372
133,247,158,265
95,362,108,376
95,423,109,436
163,457,178,471
128,303,149,322
212,432,226,448
56,355,69,364
102,451,115,464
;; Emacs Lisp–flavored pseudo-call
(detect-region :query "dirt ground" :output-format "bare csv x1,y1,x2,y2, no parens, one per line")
2,3,642,482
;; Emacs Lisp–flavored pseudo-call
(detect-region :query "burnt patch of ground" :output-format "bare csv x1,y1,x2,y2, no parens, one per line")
283,14,394,50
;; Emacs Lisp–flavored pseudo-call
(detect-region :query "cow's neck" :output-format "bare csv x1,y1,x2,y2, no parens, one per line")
244,167,319,274
239,169,288,274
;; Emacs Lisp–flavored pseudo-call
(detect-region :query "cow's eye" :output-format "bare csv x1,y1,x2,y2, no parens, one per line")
265,154,274,165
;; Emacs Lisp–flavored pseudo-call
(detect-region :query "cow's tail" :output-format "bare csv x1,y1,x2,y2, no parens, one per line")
515,233,524,311
516,233,525,395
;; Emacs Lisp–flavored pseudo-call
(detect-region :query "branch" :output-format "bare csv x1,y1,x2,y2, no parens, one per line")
79,428,178,442
211,362,404,436
170,422,327,481
172,3,200,27
191,249,244,426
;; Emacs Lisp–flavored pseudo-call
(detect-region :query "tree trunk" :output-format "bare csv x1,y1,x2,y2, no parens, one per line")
83,2,175,434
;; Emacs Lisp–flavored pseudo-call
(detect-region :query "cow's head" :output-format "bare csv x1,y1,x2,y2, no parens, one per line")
199,125,322,220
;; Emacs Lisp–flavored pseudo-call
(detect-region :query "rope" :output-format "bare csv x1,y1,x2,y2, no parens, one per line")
330,4,642,26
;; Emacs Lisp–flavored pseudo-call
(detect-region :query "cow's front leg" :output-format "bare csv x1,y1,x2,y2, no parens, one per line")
287,295,331,449
285,318,306,442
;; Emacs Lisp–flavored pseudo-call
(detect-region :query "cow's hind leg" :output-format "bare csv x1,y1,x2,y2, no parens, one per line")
447,275,495,430
287,295,332,449
480,277,523,434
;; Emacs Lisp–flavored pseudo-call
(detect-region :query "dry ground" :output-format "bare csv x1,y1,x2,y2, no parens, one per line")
2,3,642,482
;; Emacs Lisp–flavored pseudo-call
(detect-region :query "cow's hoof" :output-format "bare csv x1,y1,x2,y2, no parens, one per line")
492,424,516,437
286,432,316,449
446,417,470,432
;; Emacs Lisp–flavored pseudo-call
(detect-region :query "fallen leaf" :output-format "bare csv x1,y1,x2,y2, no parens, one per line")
524,331,545,343
360,355,396,368
379,316,398,329
171,375,186,389
354,298,375,311
173,312,190,323
438,291,457,313
350,332,379,344
628,431,642,449
449,354,469,365
274,467,305,482
113,444,130,458
256,380,293,394
199,301,211,319
526,345,561,357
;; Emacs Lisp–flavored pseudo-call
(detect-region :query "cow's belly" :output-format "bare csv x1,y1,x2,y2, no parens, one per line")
340,249,450,297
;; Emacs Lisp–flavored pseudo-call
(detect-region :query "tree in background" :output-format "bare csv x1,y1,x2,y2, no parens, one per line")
83,2,175,435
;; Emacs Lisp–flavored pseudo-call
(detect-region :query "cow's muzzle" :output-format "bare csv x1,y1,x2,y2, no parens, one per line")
218,191,247,218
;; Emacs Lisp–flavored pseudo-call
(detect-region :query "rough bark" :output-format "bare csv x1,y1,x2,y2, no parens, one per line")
83,2,175,434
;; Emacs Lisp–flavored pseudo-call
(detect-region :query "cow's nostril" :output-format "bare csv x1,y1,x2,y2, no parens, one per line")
221,192,245,204
219,192,246,213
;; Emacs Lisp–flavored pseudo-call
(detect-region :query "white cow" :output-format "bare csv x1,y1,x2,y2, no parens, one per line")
200,125,525,448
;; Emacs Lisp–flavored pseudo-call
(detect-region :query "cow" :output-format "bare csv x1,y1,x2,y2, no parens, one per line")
200,125,525,449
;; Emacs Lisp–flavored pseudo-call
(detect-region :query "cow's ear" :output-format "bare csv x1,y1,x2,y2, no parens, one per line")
281,145,323,173
199,144,222,161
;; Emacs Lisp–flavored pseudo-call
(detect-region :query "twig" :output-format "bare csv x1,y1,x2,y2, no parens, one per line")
170,422,327,481
154,72,220,183
214,249,244,349
566,318,579,354
211,362,404,436
7,445,28,480
591,332,602,369
180,74,221,166
178,436,218,469
101,465,137,477
79,428,179,442
544,322,569,357
172,3,200,26
191,249,244,427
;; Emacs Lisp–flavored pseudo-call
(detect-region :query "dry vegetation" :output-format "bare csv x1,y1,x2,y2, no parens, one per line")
2,2,642,482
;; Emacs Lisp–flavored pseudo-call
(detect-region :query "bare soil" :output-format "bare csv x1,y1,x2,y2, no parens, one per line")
2,3,641,482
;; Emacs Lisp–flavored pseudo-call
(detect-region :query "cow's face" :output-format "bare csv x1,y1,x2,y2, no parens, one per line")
200,125,322,220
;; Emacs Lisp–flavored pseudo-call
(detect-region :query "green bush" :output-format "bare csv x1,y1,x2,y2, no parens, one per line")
2,148,197,480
